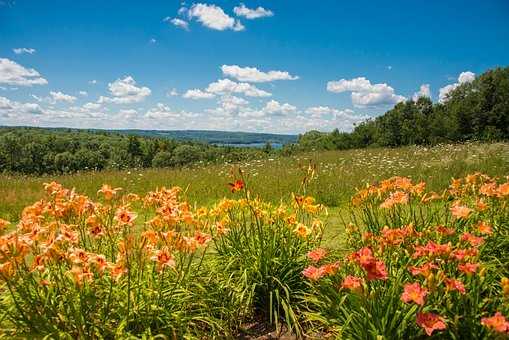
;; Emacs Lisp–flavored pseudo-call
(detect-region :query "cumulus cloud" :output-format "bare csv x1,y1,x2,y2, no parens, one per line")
0,96,44,117
13,47,36,55
327,76,405,107
50,91,77,103
165,17,189,30
262,100,296,115
206,78,271,97
412,84,431,101
182,88,216,99
221,65,298,83
145,103,196,120
233,4,273,19
439,71,475,103
187,3,244,31
167,88,179,96
89,79,97,85
79,91,88,96
98,76,151,104
0,58,48,86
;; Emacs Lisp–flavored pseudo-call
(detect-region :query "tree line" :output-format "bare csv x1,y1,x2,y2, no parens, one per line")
296,66,509,151
0,128,270,175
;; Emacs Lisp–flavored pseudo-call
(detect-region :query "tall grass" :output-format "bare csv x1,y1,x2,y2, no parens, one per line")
1,142,508,221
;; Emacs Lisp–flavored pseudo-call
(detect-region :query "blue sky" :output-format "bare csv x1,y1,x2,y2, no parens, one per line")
1,0,508,133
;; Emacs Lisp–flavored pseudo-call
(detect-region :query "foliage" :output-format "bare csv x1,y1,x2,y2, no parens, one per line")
0,127,268,175
295,66,509,152
303,174,509,339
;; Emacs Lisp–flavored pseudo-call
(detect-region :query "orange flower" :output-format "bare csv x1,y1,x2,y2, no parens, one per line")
114,206,137,225
478,221,492,235
409,262,438,278
413,241,451,259
228,180,244,193
460,232,484,247
341,275,363,292
476,199,488,211
481,312,509,333
193,231,212,246
380,191,409,209
97,184,122,200
444,278,466,294
151,247,175,271
365,260,388,281
436,225,455,236
450,203,472,219
0,218,10,232
497,182,509,197
416,312,447,336
350,247,375,267
307,248,327,262
458,262,479,275
401,282,428,305
294,223,312,238
319,262,340,276
302,266,324,281
479,182,497,196
450,248,478,261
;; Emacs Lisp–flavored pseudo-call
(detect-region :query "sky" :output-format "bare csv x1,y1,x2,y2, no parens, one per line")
0,0,508,134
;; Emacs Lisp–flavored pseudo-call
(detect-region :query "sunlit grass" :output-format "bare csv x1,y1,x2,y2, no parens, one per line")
0,142,507,221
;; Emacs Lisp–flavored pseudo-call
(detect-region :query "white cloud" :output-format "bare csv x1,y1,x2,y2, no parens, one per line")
149,38,157,44
183,88,216,99
13,47,36,55
233,4,273,19
221,65,298,83
262,100,296,115
0,96,44,117
50,91,77,103
98,76,151,104
206,78,271,97
166,17,189,30
412,84,431,101
168,88,179,96
0,58,47,86
439,71,476,103
327,76,405,107
79,91,88,96
145,103,194,120
458,71,475,84
188,3,244,31
83,102,101,110
89,79,97,85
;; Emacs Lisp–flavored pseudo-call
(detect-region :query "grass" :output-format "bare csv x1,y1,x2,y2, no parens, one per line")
0,142,508,222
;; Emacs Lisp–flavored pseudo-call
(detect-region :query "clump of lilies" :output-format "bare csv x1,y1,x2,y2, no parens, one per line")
303,173,509,338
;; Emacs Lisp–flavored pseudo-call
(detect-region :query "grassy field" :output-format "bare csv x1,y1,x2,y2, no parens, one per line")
1,142,508,338
1,142,508,222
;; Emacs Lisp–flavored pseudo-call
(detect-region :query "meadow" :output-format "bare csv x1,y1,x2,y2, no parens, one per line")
1,142,508,222
0,142,508,339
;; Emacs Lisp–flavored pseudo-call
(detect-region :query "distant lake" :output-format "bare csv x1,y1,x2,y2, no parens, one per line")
214,142,284,149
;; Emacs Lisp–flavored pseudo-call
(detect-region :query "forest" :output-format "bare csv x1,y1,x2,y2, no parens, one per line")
297,66,509,150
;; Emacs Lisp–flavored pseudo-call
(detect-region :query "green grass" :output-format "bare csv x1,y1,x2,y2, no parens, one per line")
0,142,508,222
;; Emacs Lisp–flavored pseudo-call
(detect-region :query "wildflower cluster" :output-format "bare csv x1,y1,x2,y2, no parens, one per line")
304,173,509,338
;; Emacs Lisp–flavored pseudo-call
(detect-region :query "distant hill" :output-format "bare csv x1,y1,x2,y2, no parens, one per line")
0,127,298,146
107,129,298,145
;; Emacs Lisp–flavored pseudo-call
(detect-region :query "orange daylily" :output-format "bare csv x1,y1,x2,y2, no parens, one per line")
401,282,428,305
416,312,447,336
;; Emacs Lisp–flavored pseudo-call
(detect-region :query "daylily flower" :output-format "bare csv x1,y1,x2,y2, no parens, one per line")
481,312,509,333
416,312,447,336
444,278,466,294
341,275,364,292
228,179,244,193
307,248,327,262
401,282,428,305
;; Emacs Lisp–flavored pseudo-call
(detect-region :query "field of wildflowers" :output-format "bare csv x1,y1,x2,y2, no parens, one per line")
0,143,508,338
